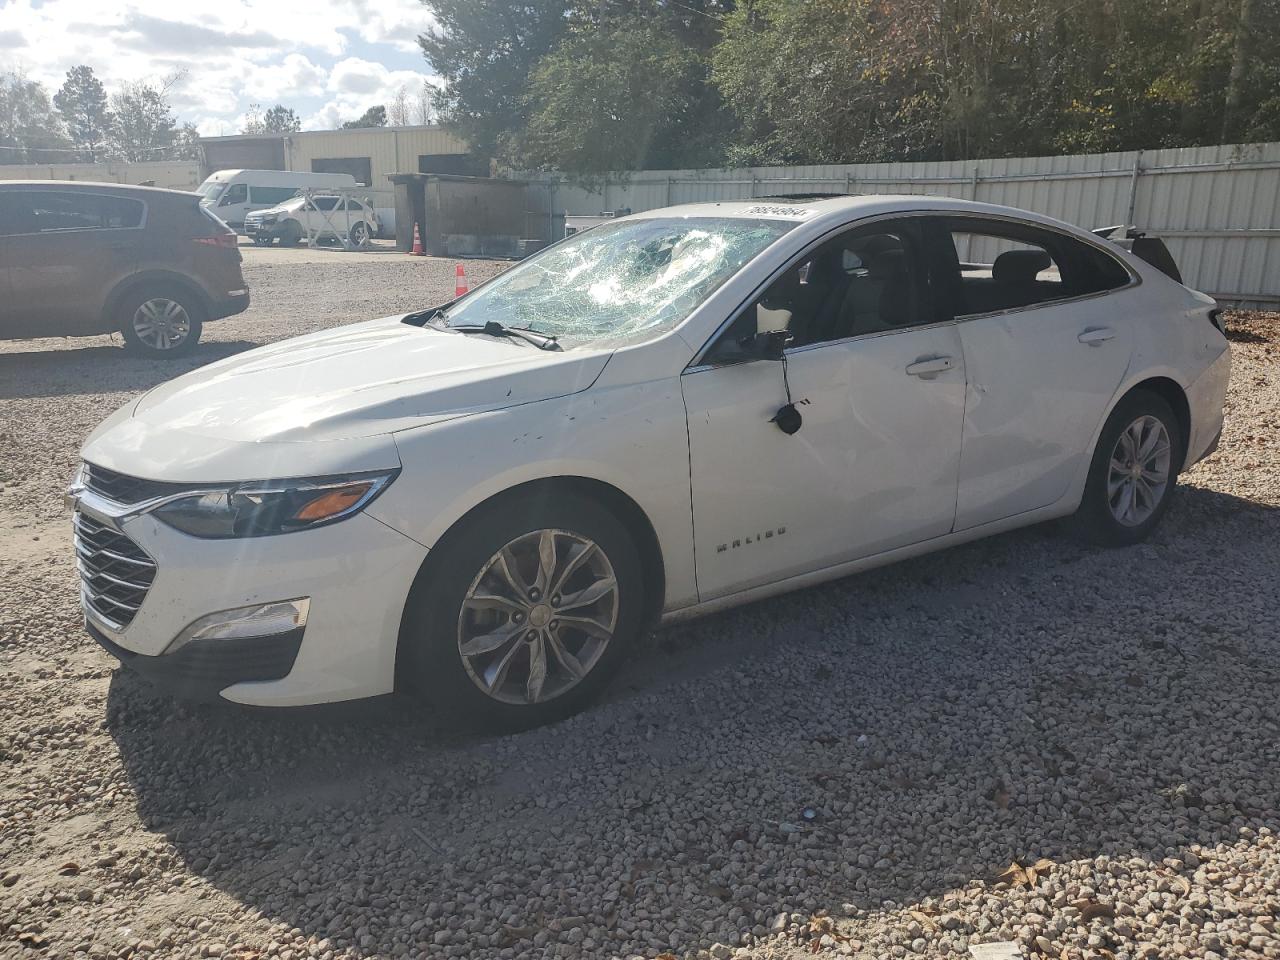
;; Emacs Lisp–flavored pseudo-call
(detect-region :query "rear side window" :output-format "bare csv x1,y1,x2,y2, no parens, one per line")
250,185,301,204
937,217,1132,316
0,191,144,234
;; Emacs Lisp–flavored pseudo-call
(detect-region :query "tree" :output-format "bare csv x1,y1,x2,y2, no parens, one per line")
0,71,69,164
54,65,111,162
389,85,412,126
241,102,266,134
523,11,730,173
418,0,571,162
414,80,435,125
342,104,387,128
243,103,302,134
109,79,181,161
263,104,301,132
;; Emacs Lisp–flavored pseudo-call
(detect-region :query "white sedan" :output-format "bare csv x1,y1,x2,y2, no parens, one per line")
69,195,1230,728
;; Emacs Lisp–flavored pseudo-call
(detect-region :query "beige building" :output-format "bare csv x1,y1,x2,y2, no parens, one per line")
198,126,482,206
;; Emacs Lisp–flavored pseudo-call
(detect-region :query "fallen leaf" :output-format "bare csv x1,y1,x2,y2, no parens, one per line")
1078,902,1116,922
1173,875,1191,896
909,909,939,931
57,862,80,875
997,862,1029,887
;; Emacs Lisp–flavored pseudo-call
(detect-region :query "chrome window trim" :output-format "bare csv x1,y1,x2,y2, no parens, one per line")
684,207,1141,371
0,188,149,238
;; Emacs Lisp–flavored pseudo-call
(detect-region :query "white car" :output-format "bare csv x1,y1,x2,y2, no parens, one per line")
243,195,378,247
69,195,1230,728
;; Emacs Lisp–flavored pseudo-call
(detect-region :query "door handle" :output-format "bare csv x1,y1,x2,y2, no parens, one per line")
905,356,955,378
1078,326,1116,346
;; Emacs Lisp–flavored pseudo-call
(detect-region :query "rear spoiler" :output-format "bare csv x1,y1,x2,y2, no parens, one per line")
1092,225,1183,284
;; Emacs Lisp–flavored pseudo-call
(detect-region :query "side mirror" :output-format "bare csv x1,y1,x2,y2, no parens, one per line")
743,328,794,361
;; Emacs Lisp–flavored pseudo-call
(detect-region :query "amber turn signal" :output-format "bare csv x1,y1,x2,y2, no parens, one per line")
292,483,373,522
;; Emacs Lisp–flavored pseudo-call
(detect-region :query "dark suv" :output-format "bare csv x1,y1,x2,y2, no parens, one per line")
0,181,250,356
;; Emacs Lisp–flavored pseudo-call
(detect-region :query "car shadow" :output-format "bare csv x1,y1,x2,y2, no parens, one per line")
105,484,1280,957
0,340,261,400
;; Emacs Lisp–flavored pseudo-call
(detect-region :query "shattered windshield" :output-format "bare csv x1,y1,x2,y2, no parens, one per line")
443,217,796,345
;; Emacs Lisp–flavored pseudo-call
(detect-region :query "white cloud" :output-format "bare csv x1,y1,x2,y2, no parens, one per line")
0,0,438,134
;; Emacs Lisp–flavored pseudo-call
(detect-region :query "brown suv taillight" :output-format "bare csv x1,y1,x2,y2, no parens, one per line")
193,233,238,249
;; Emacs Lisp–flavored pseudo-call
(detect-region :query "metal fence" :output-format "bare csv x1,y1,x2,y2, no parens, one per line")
530,141,1280,307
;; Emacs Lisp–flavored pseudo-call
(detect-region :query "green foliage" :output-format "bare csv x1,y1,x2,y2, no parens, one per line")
244,103,302,134
54,65,111,162
342,104,388,128
423,0,1280,168
522,13,731,173
419,0,573,163
0,71,69,164
109,80,182,162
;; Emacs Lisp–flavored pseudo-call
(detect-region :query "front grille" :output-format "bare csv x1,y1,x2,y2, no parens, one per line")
83,463,197,505
73,511,157,629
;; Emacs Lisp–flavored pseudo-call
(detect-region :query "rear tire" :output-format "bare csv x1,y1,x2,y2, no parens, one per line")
399,492,645,731
118,285,203,357
1069,390,1183,546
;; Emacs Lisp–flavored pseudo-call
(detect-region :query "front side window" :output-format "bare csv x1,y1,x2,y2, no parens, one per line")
707,220,931,361
0,191,143,233
938,217,1132,316
219,183,248,206
196,179,225,201
310,197,340,211
439,216,797,347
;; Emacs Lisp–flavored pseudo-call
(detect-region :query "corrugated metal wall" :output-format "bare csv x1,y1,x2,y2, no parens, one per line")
530,141,1280,306
0,160,201,190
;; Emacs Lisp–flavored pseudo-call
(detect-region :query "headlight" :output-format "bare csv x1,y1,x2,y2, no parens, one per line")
152,470,398,539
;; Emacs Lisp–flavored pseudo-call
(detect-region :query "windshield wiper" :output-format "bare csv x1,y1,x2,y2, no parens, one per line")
448,321,561,351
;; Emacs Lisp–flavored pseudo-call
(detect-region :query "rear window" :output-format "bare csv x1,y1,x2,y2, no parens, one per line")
0,191,144,234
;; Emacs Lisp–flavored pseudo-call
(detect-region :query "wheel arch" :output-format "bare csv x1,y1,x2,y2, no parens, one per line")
103,270,212,329
1116,375,1192,470
395,476,667,682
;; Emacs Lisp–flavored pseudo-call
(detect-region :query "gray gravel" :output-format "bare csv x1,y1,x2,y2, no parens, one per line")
1,248,1277,960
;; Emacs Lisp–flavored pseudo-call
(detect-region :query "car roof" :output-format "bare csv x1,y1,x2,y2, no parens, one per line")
0,180,197,200
628,193,1089,235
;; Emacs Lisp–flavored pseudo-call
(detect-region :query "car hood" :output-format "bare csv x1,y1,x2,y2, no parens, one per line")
126,316,612,444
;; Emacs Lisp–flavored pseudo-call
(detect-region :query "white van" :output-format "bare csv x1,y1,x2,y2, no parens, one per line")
196,169,359,231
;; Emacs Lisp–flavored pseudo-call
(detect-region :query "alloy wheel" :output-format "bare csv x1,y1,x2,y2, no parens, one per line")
457,528,619,705
131,298,192,351
1108,414,1172,526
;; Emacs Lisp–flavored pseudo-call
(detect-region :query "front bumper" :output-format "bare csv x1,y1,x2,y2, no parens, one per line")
77,503,429,707
89,621,303,702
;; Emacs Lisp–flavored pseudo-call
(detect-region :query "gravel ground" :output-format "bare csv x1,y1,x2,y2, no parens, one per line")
1,247,1277,960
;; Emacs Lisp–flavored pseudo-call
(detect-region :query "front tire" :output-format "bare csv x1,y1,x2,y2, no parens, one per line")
118,285,203,357
1070,390,1183,546
400,492,645,731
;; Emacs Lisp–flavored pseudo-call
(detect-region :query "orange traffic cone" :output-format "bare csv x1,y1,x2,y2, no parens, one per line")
455,262,468,297
410,222,425,256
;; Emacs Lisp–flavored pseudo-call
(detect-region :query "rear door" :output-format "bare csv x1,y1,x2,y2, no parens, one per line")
927,216,1138,530
3,189,143,337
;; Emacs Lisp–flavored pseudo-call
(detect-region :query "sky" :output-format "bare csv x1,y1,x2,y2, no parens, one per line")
0,0,441,135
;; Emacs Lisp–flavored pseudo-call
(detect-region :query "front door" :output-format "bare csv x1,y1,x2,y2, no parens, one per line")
681,218,967,601
928,216,1137,531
